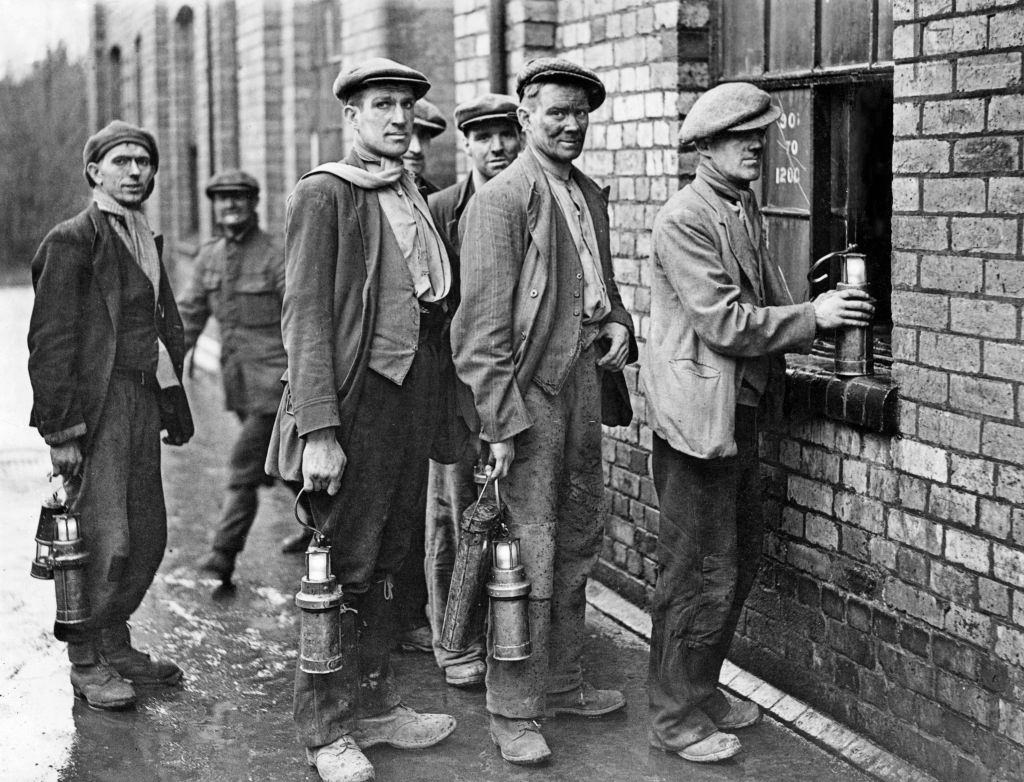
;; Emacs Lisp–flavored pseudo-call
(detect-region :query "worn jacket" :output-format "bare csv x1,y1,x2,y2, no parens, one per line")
28,203,190,452
177,225,288,415
428,176,475,253
451,147,637,443
266,151,462,482
641,171,817,459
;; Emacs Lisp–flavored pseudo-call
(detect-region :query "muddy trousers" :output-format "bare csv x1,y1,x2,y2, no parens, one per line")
486,344,605,719
60,374,167,666
210,411,298,555
293,335,442,748
647,405,763,749
424,454,486,670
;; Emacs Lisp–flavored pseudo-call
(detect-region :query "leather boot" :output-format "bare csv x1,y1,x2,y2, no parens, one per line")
489,714,551,765
306,735,375,782
350,704,456,749
199,549,236,583
70,662,136,710
99,626,183,686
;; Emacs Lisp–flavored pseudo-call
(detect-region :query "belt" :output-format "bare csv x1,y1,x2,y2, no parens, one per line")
112,366,159,388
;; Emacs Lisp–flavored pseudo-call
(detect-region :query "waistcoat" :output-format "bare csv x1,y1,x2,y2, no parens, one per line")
367,212,424,384
114,247,158,374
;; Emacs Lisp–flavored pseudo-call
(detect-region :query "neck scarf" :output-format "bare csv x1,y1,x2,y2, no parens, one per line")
696,158,762,252
92,188,180,389
312,140,449,300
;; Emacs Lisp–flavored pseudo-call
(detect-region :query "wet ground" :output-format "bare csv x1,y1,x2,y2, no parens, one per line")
0,286,872,781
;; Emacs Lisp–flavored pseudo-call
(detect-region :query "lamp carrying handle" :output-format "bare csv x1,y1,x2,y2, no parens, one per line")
808,243,858,285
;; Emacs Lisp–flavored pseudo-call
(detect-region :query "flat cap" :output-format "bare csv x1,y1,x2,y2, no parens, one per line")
205,169,259,197
515,57,605,111
83,120,159,187
413,99,447,137
333,57,430,102
679,82,781,146
454,93,519,133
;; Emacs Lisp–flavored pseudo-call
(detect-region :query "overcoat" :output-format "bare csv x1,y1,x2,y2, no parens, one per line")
451,147,637,443
27,203,190,452
641,174,816,459
266,151,463,482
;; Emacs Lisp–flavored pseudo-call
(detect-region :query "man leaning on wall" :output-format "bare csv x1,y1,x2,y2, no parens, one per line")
641,82,875,764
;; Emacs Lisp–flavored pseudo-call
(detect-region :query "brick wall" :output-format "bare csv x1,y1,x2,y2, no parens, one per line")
732,3,1024,780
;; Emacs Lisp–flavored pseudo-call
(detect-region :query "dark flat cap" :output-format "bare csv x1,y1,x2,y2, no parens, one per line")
515,57,605,111
205,169,259,197
333,57,430,102
454,93,519,133
413,99,447,137
83,120,159,186
679,82,781,146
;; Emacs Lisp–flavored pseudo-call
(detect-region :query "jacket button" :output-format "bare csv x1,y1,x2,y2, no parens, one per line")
573,291,580,298
576,272,583,280
530,289,538,297
573,310,580,316
520,330,527,338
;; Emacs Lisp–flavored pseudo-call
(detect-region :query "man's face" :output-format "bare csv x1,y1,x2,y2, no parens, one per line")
212,191,258,230
464,120,521,181
87,142,155,207
403,128,432,176
517,83,590,164
702,128,767,184
344,86,416,159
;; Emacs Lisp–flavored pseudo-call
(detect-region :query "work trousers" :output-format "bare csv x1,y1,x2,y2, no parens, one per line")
61,374,167,666
210,411,298,554
647,405,763,750
293,332,442,748
486,343,605,719
424,453,486,670
393,479,430,635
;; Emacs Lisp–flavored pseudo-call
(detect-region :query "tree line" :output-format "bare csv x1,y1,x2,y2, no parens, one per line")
0,45,90,284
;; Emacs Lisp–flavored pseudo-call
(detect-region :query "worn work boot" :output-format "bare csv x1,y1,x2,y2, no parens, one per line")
70,662,137,710
102,646,183,686
545,682,626,717
199,549,236,583
444,659,485,688
350,704,456,749
396,625,433,653
489,714,551,766
306,735,374,782
715,697,761,730
650,729,742,763
281,528,314,554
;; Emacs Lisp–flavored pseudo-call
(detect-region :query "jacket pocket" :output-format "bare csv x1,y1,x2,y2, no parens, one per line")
233,274,281,326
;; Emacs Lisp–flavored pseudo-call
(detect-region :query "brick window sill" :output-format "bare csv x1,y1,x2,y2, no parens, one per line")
784,354,898,434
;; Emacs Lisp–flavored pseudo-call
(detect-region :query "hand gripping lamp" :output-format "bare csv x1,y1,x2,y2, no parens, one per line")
809,244,874,377
292,492,348,674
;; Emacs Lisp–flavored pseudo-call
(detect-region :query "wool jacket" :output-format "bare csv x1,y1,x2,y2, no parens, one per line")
28,203,190,452
177,225,288,415
266,151,462,481
428,175,475,254
451,147,637,443
641,169,817,459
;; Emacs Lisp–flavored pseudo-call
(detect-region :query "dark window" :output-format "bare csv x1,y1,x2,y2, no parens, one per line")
175,6,199,235
108,46,122,120
716,0,894,364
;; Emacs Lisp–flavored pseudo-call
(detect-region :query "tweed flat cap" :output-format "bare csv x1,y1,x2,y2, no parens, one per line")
83,120,159,186
205,169,259,197
413,99,447,137
333,57,430,102
679,82,781,146
515,57,605,111
454,93,519,133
